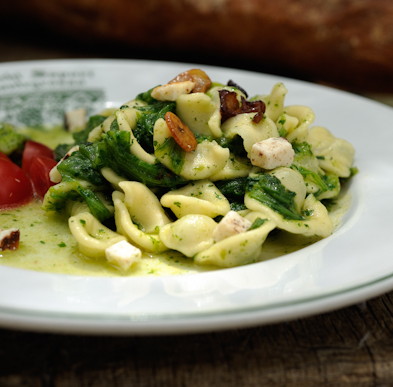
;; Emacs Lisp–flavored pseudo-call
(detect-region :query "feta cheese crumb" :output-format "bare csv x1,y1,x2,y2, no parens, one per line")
250,137,295,170
151,81,196,101
105,240,142,271
213,211,251,242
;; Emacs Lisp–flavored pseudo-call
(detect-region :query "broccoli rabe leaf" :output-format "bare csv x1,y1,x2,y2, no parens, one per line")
229,202,248,211
292,141,314,157
0,123,25,155
292,141,339,198
43,180,81,212
216,135,247,159
102,130,186,188
246,174,304,220
215,177,249,200
43,179,112,222
154,137,185,174
54,143,72,161
57,146,106,186
215,177,249,211
216,174,304,219
78,142,107,170
135,87,158,104
54,115,108,160
77,185,113,221
72,114,107,145
133,101,176,153
110,118,120,132
249,217,268,230
292,165,338,197
45,142,113,221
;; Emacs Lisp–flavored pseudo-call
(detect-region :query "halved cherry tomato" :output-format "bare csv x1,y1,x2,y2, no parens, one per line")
0,152,10,162
0,152,34,209
29,156,57,199
22,140,54,173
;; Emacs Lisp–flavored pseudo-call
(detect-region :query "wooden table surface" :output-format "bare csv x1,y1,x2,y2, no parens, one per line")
1,22,393,387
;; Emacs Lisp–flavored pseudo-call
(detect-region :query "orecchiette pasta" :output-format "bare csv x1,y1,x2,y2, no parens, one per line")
159,214,217,257
306,126,355,178
113,191,168,253
245,193,333,238
261,82,288,122
160,180,231,218
176,92,221,137
222,114,279,156
284,105,315,143
69,212,125,258
116,108,157,165
42,68,356,273
119,181,171,232
154,118,230,179
194,219,276,267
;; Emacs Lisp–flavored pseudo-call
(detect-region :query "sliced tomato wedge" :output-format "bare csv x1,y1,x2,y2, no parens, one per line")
0,152,34,209
29,156,58,199
0,152,11,162
22,140,54,173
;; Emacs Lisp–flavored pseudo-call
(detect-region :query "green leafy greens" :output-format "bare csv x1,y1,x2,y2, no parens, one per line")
216,174,303,220
246,174,304,220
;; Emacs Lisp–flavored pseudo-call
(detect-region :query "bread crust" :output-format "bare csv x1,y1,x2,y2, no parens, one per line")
3,0,393,91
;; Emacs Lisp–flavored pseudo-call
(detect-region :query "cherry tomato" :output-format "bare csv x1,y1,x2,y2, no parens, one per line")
0,152,34,209
29,156,57,199
22,140,54,173
0,152,11,162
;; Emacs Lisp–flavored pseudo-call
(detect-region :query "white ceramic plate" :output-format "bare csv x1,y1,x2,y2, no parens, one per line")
0,59,392,335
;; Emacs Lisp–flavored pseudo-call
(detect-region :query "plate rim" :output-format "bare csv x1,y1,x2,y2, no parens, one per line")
1,58,393,335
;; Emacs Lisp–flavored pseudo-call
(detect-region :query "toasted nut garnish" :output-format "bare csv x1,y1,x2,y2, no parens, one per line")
0,228,20,251
219,89,266,123
169,69,212,93
151,81,195,101
164,112,197,152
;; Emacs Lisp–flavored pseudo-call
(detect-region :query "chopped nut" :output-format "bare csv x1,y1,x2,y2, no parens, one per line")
151,81,195,101
227,79,249,98
219,90,265,123
164,111,197,152
169,69,212,93
0,228,20,251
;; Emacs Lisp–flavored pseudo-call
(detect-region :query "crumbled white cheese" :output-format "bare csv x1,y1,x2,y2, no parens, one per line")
213,211,251,242
105,240,142,271
49,145,80,183
250,137,295,170
151,81,195,101
64,108,87,132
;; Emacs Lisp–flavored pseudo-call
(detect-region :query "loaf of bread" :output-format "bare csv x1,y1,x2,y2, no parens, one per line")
4,0,393,92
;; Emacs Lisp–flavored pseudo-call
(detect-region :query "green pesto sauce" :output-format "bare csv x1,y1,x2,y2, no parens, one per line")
18,126,74,149
0,126,351,277
0,201,212,276
0,193,350,277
